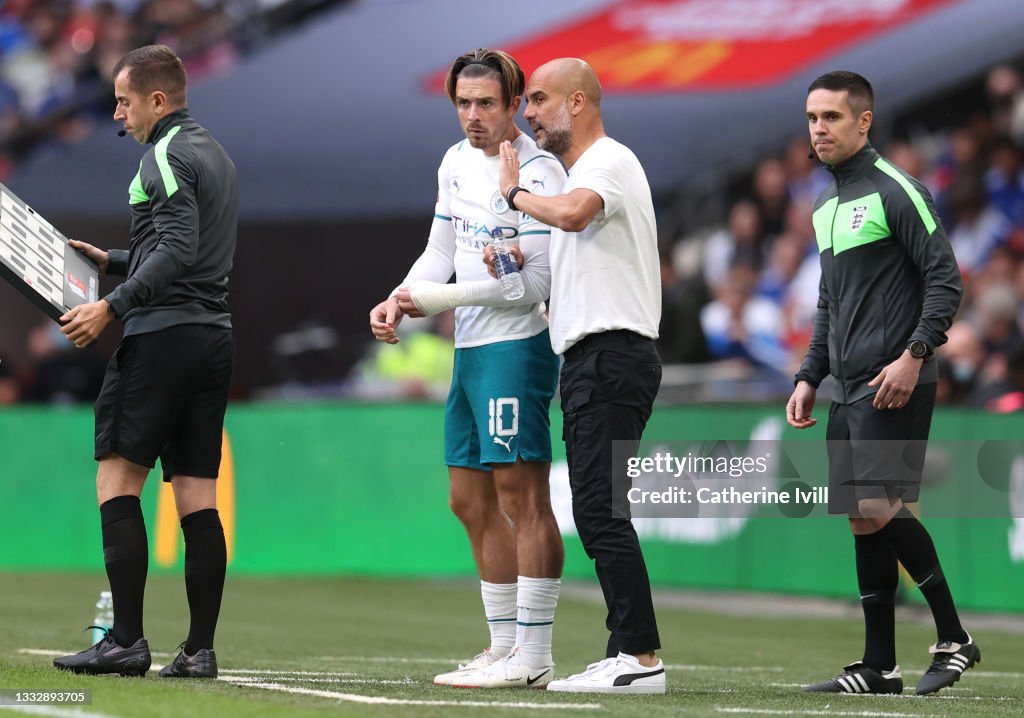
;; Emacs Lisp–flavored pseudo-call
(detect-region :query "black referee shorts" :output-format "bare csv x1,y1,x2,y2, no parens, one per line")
826,382,936,514
94,324,233,480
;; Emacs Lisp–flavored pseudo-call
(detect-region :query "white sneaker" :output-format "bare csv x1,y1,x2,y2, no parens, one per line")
447,649,554,689
546,653,666,694
433,648,506,686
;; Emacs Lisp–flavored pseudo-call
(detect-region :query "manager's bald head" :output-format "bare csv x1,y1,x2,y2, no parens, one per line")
531,58,602,109
524,58,606,165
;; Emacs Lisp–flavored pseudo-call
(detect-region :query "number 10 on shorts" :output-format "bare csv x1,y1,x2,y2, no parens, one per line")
489,397,520,439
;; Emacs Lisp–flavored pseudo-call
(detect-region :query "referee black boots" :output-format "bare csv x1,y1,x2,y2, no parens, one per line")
159,642,218,679
52,628,151,677
805,635,981,696
916,634,981,695
804,661,904,694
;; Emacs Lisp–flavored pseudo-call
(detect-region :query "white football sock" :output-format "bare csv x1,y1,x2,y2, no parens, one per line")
480,580,516,655
512,576,560,667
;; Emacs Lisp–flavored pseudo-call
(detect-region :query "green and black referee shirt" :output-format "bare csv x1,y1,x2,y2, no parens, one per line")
105,109,239,337
795,143,962,404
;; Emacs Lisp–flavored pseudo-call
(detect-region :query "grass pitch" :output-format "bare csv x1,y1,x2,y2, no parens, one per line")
1,572,1022,717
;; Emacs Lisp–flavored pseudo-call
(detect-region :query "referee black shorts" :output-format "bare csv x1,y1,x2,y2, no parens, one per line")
94,324,233,481
826,382,936,514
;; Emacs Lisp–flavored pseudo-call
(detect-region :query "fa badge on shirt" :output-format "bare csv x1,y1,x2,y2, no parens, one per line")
850,205,868,231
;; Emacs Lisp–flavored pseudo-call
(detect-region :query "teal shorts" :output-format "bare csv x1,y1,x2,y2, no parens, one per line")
444,330,559,470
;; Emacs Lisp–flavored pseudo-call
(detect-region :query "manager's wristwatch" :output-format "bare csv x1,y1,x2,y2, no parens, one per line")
907,339,932,360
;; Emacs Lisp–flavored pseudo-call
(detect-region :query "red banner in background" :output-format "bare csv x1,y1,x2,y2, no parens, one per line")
425,0,958,93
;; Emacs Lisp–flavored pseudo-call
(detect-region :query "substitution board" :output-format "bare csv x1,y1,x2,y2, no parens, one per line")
0,183,99,322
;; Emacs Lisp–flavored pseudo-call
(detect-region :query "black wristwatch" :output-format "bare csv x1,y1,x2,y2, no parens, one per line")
907,340,931,360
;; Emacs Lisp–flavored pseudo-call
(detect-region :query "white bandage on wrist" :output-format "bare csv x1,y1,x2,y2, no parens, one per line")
407,280,468,316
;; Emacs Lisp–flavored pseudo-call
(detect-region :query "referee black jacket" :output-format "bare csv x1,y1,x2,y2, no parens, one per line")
794,143,962,404
104,109,238,336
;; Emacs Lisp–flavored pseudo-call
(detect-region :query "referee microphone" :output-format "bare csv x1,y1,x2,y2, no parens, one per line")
118,129,127,137
807,143,815,160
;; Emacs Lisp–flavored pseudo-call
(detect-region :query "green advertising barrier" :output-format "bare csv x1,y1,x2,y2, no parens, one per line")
1,403,1021,612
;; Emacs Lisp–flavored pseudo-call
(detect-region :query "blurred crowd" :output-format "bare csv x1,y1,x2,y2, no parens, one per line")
657,62,1024,409
0,320,105,405
0,0,304,175
4,54,1024,408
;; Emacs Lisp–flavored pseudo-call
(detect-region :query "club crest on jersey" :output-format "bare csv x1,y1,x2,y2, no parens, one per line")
850,205,868,231
491,190,510,214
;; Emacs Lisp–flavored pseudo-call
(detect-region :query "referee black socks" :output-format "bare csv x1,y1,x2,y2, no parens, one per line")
854,531,898,672
99,495,148,647
180,508,226,654
880,507,968,644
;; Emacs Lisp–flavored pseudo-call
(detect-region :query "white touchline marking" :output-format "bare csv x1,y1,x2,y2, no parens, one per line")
672,689,739,694
314,656,792,672
313,656,464,664
25,646,1010,710
150,663,369,678
965,670,1024,678
18,649,174,659
0,707,117,718
28,648,1024,679
929,697,1017,702
666,664,786,672
226,676,415,686
715,709,943,717
890,667,1024,679
220,680,602,710
219,669,359,677
19,648,599,709
832,692,1016,702
309,653,1024,681
311,654,1024,679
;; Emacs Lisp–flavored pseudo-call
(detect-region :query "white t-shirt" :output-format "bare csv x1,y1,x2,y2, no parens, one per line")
548,137,662,355
401,133,566,348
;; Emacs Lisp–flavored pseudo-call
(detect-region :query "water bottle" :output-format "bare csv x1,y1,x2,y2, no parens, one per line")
91,591,113,645
491,230,525,301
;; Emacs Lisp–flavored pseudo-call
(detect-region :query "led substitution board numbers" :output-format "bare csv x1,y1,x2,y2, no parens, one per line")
0,183,98,322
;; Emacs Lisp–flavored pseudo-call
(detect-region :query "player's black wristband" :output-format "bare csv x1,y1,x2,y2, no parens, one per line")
506,185,530,211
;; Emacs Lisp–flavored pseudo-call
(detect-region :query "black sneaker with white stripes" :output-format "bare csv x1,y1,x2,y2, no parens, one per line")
804,661,903,694
916,634,981,695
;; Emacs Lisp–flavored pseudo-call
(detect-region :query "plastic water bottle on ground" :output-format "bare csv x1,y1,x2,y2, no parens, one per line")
91,591,113,645
491,231,525,301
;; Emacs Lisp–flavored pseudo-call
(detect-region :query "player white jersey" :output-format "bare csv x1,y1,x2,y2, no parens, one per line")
402,132,566,348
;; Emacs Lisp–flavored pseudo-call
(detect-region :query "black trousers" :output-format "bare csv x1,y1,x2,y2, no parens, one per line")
560,330,662,655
